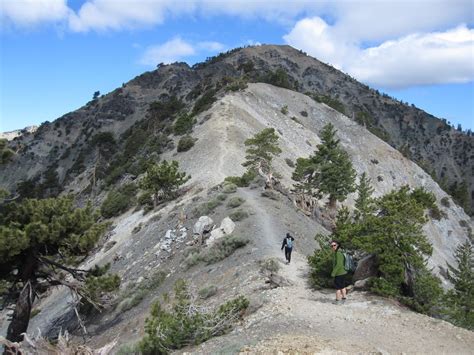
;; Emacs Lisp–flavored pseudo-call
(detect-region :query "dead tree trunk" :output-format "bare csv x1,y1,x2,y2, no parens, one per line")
6,281,35,343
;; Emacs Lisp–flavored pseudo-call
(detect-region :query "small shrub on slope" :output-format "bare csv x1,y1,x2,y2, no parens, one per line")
138,280,248,354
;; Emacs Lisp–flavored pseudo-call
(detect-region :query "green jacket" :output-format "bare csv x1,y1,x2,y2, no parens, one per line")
331,250,347,277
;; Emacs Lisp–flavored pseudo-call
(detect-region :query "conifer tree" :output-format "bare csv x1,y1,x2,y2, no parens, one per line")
0,196,113,343
354,172,375,221
354,186,434,296
243,128,282,188
445,241,474,329
140,160,190,206
293,123,356,211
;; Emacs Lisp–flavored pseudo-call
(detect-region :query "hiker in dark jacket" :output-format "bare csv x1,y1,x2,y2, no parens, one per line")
281,233,295,264
331,240,347,303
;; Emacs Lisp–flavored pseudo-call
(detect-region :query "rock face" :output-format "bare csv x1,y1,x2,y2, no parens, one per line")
353,254,378,282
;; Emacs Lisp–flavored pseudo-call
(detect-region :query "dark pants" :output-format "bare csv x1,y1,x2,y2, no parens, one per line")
334,275,346,290
285,247,293,263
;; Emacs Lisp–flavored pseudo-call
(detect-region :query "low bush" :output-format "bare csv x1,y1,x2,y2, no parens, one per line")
227,196,245,208
138,280,248,354
173,114,195,135
101,183,138,218
307,234,334,289
285,158,295,167
224,170,256,187
198,285,218,299
185,235,249,268
177,135,196,152
115,271,167,313
280,105,288,115
259,258,280,274
441,197,450,207
222,182,238,193
229,209,249,221
193,198,222,216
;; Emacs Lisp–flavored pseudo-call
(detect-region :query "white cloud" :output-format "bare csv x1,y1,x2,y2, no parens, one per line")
350,26,474,87
0,0,69,27
284,16,474,88
139,37,226,66
197,41,225,52
139,37,195,66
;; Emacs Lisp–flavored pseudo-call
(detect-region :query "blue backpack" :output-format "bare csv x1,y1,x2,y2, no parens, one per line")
286,237,293,249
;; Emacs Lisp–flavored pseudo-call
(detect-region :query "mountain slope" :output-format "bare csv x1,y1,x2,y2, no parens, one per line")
3,83,471,353
2,45,472,211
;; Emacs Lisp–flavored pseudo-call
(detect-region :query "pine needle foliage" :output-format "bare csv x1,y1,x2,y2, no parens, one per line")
293,123,356,209
242,128,282,174
444,241,474,329
140,160,190,206
139,280,248,354
354,172,376,221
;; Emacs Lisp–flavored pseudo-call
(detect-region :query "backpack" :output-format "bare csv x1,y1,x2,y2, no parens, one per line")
286,237,293,249
343,251,356,272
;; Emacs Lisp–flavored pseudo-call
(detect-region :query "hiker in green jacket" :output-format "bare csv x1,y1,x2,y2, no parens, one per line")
331,240,347,303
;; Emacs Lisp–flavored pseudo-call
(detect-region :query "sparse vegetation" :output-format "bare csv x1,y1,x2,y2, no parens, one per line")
138,280,248,354
192,197,223,217
227,196,245,208
198,285,218,299
192,89,217,116
280,105,288,115
222,182,238,193
224,170,257,187
0,139,15,165
229,209,249,221
115,271,167,313
173,114,196,135
185,235,249,268
100,183,138,218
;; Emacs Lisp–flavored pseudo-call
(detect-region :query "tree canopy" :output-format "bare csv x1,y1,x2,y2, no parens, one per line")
140,160,190,206
293,123,356,210
0,196,112,343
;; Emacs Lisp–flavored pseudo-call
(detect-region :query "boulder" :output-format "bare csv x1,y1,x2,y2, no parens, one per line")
220,217,235,235
354,278,371,290
353,254,378,282
206,217,235,246
193,216,214,236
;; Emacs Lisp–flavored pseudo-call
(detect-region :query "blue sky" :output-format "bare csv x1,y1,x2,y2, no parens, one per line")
1,0,473,132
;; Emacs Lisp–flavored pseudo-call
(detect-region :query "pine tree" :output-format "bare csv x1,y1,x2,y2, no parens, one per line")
354,186,434,296
242,128,282,188
0,196,114,343
140,160,190,206
355,172,375,221
293,123,356,211
445,241,474,329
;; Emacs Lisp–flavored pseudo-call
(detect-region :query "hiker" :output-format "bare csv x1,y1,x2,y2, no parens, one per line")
331,240,347,303
281,233,295,264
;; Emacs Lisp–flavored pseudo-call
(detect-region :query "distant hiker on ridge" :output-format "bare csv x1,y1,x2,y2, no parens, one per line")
281,233,295,264
331,240,347,303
